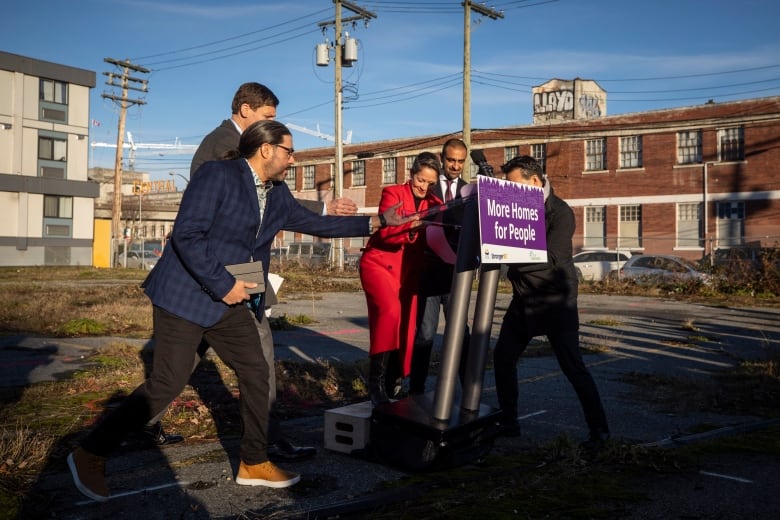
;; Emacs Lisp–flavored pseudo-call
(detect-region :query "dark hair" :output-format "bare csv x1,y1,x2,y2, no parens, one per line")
440,138,467,158
411,151,441,176
231,82,279,114
501,155,544,183
223,120,291,160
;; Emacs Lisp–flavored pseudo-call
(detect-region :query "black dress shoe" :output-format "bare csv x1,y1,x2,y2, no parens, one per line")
580,430,610,451
267,439,316,462
496,419,522,437
143,421,184,447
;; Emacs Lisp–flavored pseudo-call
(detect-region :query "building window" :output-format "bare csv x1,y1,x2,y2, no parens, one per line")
585,138,606,171
352,160,365,186
303,165,316,190
382,157,396,184
504,145,519,163
45,246,71,265
39,78,68,122
531,143,546,173
285,166,296,190
467,160,480,180
619,135,642,169
677,203,702,248
584,206,606,248
405,155,415,172
677,130,702,165
43,195,73,238
718,127,744,162
619,204,642,249
463,159,479,182
716,201,745,247
38,133,67,179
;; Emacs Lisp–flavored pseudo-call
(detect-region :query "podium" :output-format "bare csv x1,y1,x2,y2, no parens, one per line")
368,194,503,471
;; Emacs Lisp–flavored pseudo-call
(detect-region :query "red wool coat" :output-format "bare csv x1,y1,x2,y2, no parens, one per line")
359,182,442,375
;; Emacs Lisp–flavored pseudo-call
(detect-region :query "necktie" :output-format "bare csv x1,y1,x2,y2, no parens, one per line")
445,179,453,202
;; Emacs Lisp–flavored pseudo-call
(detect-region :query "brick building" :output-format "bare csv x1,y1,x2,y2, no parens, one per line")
289,91,780,261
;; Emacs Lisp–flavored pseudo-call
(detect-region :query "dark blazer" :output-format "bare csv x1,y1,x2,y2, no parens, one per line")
190,120,238,175
504,186,579,333
190,119,323,214
143,158,370,327
419,176,470,297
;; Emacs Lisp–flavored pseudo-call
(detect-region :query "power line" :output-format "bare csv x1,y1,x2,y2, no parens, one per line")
131,8,331,62
141,25,323,71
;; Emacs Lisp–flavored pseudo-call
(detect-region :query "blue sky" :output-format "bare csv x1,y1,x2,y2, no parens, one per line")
3,0,780,185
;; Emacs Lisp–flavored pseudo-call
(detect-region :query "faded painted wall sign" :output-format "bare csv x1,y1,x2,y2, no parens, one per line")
534,90,574,114
531,79,607,123
579,94,602,118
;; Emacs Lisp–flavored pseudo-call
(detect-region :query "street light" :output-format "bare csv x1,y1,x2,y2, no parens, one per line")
168,171,189,191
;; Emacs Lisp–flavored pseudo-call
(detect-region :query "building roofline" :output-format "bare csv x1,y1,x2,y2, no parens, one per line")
0,51,96,88
293,95,780,160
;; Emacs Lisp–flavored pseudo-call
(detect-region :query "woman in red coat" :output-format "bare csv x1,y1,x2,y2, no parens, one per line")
360,152,443,406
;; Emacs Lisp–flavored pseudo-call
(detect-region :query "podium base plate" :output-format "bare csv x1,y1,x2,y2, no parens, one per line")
370,392,501,472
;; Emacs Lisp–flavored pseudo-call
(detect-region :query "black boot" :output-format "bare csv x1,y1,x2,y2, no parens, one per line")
369,352,392,407
384,350,403,399
409,343,433,394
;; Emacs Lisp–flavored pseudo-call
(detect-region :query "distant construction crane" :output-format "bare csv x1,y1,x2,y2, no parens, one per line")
91,131,198,170
285,122,352,144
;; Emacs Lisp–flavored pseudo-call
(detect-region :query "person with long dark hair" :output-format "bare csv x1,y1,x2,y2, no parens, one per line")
67,120,410,502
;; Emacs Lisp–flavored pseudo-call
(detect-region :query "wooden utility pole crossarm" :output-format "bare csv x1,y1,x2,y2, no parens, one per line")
102,58,150,241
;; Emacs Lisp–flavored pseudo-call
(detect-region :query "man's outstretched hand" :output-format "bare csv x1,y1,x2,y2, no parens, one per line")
380,202,418,227
327,197,358,216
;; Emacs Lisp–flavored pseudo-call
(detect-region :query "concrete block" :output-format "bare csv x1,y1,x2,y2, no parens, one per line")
324,400,373,454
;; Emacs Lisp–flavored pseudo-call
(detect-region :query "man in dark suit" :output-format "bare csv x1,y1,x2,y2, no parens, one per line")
493,155,609,447
190,82,357,216
145,82,350,461
68,120,407,502
409,138,472,394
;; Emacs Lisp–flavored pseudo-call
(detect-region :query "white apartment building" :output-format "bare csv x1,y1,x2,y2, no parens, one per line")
0,51,98,266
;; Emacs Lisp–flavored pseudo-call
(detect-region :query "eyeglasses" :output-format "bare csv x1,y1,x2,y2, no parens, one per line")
276,144,295,158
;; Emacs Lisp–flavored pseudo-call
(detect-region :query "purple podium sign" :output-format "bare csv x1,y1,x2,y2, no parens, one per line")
477,176,547,264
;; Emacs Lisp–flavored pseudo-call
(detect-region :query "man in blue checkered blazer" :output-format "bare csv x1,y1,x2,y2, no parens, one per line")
68,120,405,501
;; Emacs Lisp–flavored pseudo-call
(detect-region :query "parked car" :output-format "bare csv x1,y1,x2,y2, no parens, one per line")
283,242,332,267
116,250,159,270
572,250,631,281
614,254,710,284
270,247,288,260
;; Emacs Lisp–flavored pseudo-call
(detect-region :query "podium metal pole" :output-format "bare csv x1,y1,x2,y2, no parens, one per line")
432,198,480,421
461,262,500,412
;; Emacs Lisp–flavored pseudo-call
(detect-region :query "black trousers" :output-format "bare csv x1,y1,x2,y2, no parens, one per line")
147,311,284,444
82,305,271,464
493,298,609,435
410,292,471,390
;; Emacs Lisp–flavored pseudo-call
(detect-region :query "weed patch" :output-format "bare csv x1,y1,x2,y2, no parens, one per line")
622,357,780,418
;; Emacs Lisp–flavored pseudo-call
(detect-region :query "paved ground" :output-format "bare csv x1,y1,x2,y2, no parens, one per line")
4,291,780,518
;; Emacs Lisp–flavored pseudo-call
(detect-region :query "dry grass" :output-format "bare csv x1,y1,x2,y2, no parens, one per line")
0,342,372,516
1,265,779,517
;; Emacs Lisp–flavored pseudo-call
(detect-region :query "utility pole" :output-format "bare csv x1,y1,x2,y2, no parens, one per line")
317,0,376,270
102,58,149,242
463,1,503,173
